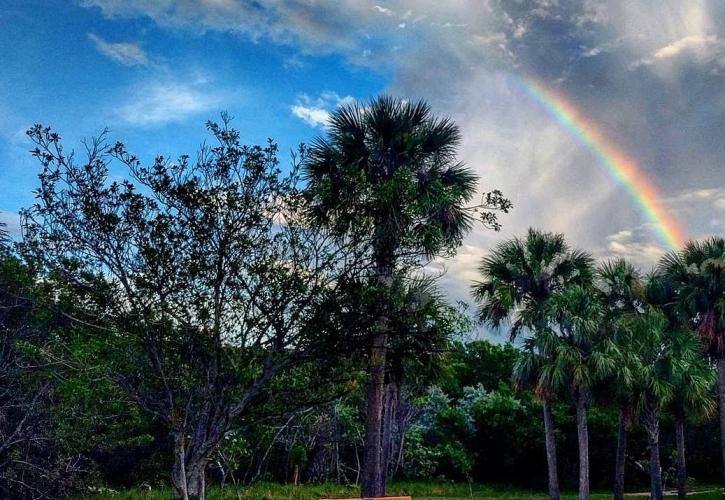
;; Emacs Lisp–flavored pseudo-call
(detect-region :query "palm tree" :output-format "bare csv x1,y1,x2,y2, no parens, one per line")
619,306,707,500
595,259,645,500
303,96,478,497
647,268,717,500
620,309,671,500
540,284,609,500
472,228,593,500
658,237,724,489
667,329,716,500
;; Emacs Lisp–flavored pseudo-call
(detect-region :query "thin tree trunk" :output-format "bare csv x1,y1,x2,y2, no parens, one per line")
574,388,589,500
362,331,388,498
644,406,664,500
542,398,561,500
675,412,687,500
718,357,725,491
613,405,629,500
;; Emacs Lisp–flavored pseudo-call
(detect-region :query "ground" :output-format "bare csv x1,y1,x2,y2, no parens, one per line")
85,481,723,499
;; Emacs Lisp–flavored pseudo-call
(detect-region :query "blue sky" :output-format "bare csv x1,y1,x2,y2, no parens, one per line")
0,0,387,210
1,0,723,306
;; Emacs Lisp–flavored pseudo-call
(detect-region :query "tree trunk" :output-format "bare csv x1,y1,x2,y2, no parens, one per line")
542,398,561,500
644,406,664,500
171,431,212,500
718,357,725,490
361,331,387,498
574,388,589,500
675,412,687,500
361,260,393,498
613,405,629,500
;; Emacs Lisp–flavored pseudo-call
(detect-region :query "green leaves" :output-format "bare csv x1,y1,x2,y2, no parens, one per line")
303,95,481,266
472,228,594,339
658,237,725,356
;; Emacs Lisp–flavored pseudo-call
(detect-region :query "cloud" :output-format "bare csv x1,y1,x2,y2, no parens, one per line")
653,35,719,60
373,5,393,16
0,211,22,239
602,225,668,269
630,35,725,70
82,0,725,309
290,91,355,128
118,79,228,126
88,33,149,66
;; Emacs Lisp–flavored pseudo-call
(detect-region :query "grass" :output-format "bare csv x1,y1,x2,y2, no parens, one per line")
84,480,724,499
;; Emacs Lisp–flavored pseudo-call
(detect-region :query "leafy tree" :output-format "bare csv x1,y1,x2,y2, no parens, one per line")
595,259,645,500
472,228,593,500
21,120,364,499
658,237,725,489
439,340,519,397
0,234,91,498
382,277,471,480
303,95,509,497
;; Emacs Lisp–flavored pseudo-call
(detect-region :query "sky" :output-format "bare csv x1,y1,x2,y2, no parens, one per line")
0,0,723,309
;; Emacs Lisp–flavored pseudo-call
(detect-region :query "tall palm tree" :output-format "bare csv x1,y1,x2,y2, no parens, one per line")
658,237,724,489
619,306,706,500
595,259,644,500
667,329,716,500
304,96,478,497
540,284,609,500
472,228,593,500
647,268,717,500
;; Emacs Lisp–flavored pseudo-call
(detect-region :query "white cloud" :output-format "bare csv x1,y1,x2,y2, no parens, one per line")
118,80,227,126
653,35,719,60
88,33,149,66
602,225,668,268
290,91,355,128
0,211,22,239
291,104,330,128
373,5,393,16
631,34,725,70
665,187,725,211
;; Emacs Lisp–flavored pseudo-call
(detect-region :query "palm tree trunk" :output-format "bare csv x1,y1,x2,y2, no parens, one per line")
644,406,664,500
361,330,387,498
574,388,589,500
613,404,629,500
718,357,725,491
675,412,687,500
361,260,393,498
542,398,561,500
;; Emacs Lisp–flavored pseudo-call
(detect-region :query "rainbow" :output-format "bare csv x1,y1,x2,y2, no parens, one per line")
511,77,685,250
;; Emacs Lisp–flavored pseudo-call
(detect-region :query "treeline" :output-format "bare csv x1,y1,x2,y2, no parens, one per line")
0,97,722,500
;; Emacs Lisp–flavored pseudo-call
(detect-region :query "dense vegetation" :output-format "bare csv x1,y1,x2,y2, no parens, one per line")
0,97,722,500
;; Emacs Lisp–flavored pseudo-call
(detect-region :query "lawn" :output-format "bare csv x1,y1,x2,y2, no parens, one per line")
85,481,723,499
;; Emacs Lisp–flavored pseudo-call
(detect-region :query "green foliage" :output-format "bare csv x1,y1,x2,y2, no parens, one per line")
303,96,483,263
472,227,594,339
658,237,725,356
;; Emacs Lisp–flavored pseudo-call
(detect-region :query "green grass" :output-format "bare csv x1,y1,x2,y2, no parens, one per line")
84,480,724,499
